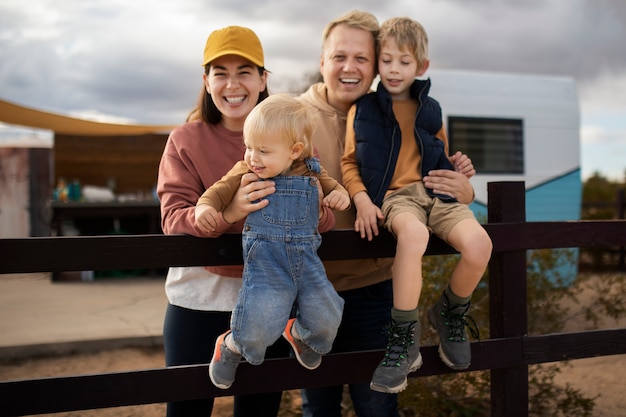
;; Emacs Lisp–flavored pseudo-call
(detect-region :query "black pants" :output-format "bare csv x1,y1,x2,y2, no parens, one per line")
163,303,289,416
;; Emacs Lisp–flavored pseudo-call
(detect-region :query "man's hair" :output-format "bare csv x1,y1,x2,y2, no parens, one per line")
379,17,429,66
244,94,317,159
322,10,379,50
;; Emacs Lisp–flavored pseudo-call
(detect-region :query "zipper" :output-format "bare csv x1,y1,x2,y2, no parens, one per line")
415,83,426,177
374,98,397,204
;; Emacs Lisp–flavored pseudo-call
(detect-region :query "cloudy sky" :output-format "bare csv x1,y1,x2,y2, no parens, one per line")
1,0,625,180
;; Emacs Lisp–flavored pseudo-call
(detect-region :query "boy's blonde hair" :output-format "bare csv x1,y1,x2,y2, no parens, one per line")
379,17,429,66
244,94,316,159
322,10,379,51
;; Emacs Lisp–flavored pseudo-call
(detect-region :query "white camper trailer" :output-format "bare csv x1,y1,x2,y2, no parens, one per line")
423,70,581,282
427,69,581,223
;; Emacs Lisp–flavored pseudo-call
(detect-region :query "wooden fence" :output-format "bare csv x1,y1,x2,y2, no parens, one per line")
1,181,626,417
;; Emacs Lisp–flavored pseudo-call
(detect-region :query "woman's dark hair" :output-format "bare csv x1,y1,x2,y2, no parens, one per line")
186,65,269,123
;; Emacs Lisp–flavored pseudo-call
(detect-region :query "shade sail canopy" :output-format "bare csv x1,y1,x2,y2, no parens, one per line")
0,99,177,136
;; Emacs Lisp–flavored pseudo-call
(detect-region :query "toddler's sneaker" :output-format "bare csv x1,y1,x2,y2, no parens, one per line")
370,320,422,393
282,318,322,370
428,291,479,370
208,330,242,389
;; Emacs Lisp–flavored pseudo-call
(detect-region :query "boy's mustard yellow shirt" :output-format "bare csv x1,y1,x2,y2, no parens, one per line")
341,100,450,199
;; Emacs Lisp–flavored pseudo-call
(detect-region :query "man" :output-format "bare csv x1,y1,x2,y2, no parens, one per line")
298,9,476,417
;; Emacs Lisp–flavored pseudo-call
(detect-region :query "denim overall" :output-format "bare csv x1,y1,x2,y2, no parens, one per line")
230,158,344,365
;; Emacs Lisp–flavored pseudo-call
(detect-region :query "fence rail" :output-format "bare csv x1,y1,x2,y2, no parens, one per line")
2,182,626,417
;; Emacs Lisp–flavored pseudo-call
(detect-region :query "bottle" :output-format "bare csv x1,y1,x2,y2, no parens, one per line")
55,178,68,203
68,179,82,202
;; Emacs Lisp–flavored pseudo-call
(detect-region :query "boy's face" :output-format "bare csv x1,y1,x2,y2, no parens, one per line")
320,24,377,113
378,38,429,100
244,131,303,179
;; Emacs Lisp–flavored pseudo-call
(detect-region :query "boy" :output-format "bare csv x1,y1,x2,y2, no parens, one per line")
196,94,350,389
340,17,493,393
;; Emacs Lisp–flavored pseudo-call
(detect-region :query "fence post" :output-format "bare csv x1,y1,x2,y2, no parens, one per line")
487,181,528,417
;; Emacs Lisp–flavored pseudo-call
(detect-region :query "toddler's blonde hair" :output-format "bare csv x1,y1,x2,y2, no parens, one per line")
244,94,316,159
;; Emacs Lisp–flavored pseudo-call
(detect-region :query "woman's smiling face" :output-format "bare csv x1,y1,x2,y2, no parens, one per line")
204,55,267,130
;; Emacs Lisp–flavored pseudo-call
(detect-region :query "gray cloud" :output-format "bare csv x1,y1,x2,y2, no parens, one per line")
424,1,626,83
1,0,625,125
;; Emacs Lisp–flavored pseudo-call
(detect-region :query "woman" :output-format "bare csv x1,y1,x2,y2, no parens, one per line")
157,25,336,416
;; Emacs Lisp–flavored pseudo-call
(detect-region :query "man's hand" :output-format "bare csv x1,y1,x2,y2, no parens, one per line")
423,169,475,204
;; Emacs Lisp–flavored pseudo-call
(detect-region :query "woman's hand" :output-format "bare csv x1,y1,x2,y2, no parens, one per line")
222,173,276,224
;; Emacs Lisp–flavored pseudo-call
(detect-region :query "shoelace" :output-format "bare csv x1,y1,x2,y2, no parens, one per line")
442,307,480,342
380,323,414,367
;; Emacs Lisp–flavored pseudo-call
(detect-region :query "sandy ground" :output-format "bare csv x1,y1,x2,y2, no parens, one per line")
1,274,626,417
550,273,626,417
552,355,626,417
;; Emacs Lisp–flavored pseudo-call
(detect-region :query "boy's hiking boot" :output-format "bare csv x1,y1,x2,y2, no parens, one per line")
209,330,242,389
282,318,322,370
428,291,479,370
370,320,422,393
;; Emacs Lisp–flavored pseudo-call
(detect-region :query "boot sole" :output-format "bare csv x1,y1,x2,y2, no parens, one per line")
409,352,424,373
370,379,408,394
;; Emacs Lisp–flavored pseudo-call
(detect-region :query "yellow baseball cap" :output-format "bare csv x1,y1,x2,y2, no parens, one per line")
202,26,264,68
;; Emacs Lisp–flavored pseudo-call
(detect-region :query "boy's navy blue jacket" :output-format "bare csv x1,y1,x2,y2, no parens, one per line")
353,78,455,207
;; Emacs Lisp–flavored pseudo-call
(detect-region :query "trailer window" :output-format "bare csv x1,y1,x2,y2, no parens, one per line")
448,117,523,174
